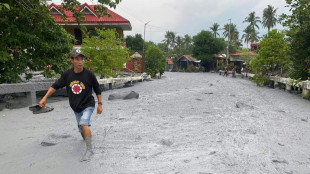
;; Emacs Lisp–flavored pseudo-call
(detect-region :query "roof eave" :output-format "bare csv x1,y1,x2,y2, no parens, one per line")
58,22,132,30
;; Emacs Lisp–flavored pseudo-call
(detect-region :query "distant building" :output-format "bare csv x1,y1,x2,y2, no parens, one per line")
229,51,257,72
250,43,260,51
177,55,200,70
166,57,174,72
215,54,227,70
124,52,143,73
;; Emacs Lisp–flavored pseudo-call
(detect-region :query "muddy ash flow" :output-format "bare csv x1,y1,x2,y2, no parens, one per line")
1,72,310,174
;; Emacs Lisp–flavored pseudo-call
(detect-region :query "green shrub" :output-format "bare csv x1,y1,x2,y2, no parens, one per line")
186,64,196,72
253,74,270,86
303,91,310,99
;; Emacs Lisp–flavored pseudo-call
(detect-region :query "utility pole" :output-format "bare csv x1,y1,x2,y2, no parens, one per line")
143,21,150,53
226,19,231,66
142,21,150,72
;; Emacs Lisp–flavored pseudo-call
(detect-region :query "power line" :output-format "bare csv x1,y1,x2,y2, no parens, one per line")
116,4,145,24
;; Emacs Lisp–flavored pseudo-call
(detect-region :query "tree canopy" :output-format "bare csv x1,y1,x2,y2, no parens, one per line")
250,29,290,76
0,0,74,83
125,34,144,53
192,30,226,66
145,45,166,77
82,28,130,77
281,0,310,80
0,0,122,83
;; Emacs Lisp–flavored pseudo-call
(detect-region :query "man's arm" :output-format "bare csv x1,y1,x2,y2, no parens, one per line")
97,94,103,114
39,87,56,107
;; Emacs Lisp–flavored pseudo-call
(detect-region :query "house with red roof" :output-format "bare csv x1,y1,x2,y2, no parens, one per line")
229,51,257,72
49,3,131,45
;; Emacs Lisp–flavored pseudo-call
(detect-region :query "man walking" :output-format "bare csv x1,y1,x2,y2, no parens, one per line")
39,48,102,161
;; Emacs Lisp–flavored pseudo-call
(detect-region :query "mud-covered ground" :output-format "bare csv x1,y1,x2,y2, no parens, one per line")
1,72,310,174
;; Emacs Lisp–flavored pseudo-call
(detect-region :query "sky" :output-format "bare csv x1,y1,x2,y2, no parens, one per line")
50,0,290,45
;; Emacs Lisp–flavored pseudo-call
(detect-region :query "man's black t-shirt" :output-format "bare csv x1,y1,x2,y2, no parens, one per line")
52,68,101,112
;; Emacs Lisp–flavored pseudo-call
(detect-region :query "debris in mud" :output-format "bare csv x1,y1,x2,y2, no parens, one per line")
209,83,214,87
183,159,190,163
159,139,173,146
209,151,216,155
40,134,72,146
278,143,285,146
135,136,142,141
278,110,286,113
196,98,203,101
204,92,213,95
245,128,257,135
272,159,289,164
301,118,308,122
135,154,147,159
236,101,254,109
150,152,163,158
41,142,57,146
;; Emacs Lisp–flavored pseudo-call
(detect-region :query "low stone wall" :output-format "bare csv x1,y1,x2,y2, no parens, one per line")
0,75,151,108
268,76,310,97
220,71,310,98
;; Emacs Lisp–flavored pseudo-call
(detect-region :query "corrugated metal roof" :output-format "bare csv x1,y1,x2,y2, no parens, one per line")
230,51,257,56
181,55,198,62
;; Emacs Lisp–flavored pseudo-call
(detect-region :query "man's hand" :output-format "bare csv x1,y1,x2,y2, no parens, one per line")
39,97,47,108
38,87,56,108
97,105,103,114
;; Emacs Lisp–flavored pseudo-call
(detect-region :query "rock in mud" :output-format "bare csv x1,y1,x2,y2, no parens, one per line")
159,139,173,146
236,101,254,109
108,91,139,100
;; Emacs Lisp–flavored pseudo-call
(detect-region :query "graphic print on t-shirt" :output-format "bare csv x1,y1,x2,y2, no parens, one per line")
69,80,86,95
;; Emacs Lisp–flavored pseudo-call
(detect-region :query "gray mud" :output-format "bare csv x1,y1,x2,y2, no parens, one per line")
1,72,310,174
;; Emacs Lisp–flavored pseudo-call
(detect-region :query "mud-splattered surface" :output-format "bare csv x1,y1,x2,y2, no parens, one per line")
1,72,310,174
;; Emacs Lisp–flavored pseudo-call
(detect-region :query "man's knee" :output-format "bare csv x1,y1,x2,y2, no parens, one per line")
80,125,89,129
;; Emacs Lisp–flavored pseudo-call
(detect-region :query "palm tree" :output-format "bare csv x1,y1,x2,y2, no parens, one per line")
210,23,220,38
169,32,176,49
223,23,239,42
244,11,261,30
249,29,260,44
183,34,192,49
242,26,252,48
243,12,261,44
262,5,278,31
162,31,176,51
175,36,184,50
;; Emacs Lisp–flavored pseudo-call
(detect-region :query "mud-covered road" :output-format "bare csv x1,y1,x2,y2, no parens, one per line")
1,72,310,174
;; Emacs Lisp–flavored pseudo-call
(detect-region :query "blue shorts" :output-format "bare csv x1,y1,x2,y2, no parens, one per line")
74,107,95,133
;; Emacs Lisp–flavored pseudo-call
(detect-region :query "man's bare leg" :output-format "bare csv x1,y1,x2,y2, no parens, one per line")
80,125,94,162
81,125,92,138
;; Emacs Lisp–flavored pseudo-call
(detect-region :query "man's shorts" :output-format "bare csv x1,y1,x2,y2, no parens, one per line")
74,106,95,133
